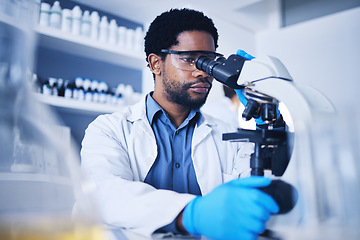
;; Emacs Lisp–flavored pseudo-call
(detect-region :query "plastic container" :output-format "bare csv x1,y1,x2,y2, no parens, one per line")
98,81,108,103
90,11,100,41
74,77,84,100
108,19,118,45
85,89,93,102
83,78,92,90
117,26,127,47
61,9,72,33
98,16,108,43
134,26,144,52
90,79,99,91
42,80,52,96
39,2,51,27
64,80,73,98
125,28,135,50
49,1,62,29
81,10,91,37
71,5,82,35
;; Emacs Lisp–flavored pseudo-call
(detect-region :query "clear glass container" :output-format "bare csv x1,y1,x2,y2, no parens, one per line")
0,1,105,239
268,109,360,239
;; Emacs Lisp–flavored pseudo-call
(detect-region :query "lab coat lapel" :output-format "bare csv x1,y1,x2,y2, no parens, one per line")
192,117,223,195
127,98,158,181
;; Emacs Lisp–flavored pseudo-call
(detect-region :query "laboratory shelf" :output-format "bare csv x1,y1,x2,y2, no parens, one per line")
35,25,146,70
0,172,72,185
35,93,124,115
0,12,18,28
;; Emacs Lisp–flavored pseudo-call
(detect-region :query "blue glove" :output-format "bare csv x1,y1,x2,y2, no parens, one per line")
182,177,279,240
237,49,255,60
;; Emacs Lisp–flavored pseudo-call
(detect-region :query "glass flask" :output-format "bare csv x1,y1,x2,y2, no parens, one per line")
0,1,106,239
267,109,360,239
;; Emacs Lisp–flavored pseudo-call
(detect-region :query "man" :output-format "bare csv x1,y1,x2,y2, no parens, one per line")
81,8,279,240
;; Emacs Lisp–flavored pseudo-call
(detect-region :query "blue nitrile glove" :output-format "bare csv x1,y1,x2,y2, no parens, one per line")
237,49,255,60
182,177,279,240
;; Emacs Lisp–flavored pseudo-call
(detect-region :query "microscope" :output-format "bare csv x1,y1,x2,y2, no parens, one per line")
196,51,335,215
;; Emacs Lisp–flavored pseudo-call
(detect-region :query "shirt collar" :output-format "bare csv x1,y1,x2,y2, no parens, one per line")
146,92,202,127
146,92,163,125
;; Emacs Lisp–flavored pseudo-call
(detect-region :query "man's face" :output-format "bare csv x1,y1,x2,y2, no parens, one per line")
159,31,216,109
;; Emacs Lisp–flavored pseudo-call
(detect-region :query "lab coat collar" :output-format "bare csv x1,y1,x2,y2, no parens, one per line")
127,93,217,128
127,95,148,123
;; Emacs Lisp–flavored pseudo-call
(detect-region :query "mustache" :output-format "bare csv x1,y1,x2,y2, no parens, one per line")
185,77,212,87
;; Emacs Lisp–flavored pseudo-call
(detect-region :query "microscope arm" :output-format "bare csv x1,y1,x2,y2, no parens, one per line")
237,56,336,126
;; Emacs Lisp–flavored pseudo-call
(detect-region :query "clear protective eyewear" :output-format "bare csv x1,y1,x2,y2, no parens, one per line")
161,49,224,71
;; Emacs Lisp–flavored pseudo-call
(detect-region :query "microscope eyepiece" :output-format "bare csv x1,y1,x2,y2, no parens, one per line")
195,54,247,89
195,55,226,76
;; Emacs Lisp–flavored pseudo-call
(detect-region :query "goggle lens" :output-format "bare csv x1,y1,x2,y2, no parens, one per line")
161,50,223,71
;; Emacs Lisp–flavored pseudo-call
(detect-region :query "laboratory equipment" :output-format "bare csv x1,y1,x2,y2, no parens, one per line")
197,53,299,215
49,1,61,29
80,10,91,37
108,19,118,45
0,0,104,239
61,8,71,33
39,2,50,27
71,5,82,35
90,11,100,40
99,16,108,43
117,26,127,47
196,52,360,239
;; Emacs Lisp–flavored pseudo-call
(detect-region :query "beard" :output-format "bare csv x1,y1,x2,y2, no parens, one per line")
161,72,212,110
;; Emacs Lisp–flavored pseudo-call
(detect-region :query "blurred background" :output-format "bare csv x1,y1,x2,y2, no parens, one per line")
28,0,360,149
0,0,359,239
28,0,360,148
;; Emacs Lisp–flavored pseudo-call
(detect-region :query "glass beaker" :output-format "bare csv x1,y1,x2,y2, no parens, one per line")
0,1,105,239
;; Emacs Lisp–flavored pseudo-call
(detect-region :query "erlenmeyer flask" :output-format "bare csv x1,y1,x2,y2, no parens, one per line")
0,1,105,239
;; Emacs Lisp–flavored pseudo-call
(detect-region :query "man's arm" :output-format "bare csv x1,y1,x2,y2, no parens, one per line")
80,114,195,237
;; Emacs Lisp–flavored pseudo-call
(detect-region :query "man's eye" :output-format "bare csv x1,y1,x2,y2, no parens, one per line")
180,57,195,65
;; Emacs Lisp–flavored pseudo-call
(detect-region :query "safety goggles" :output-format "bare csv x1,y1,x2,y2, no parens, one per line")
160,49,223,71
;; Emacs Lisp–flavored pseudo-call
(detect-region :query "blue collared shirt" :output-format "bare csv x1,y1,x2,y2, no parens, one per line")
144,93,202,196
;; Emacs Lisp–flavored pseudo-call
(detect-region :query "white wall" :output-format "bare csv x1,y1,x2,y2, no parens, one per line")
257,6,360,114
205,16,257,103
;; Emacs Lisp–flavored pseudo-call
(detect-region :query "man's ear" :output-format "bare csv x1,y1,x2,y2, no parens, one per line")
148,53,162,75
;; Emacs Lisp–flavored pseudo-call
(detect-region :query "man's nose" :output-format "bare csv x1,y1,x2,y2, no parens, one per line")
192,67,210,78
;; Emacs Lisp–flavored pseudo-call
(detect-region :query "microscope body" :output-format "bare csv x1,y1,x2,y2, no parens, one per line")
237,56,336,179
196,53,336,215
237,55,335,127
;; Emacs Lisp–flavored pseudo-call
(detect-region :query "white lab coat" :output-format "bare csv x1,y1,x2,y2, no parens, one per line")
80,95,253,237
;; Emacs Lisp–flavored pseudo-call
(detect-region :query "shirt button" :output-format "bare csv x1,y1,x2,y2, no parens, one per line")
175,163,180,168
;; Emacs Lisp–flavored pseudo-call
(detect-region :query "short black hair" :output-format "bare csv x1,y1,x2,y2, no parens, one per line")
144,8,219,63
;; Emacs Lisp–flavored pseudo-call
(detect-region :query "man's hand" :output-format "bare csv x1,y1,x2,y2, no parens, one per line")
180,177,279,240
